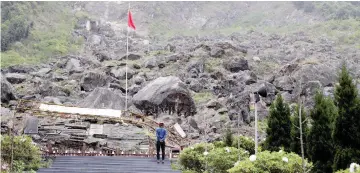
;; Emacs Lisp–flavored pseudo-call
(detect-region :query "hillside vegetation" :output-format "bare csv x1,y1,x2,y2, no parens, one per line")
1,2,359,67
1,2,84,67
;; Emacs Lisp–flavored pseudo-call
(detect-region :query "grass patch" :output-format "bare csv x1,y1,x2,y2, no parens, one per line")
205,58,223,73
192,92,214,104
1,2,84,68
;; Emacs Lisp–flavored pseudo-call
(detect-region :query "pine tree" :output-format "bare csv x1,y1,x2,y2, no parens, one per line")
290,104,309,157
264,94,292,152
333,64,360,171
307,92,337,173
223,127,233,147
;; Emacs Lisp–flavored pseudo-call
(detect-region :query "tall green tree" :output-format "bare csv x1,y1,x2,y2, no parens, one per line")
290,104,309,157
307,92,337,173
333,64,360,171
264,94,292,152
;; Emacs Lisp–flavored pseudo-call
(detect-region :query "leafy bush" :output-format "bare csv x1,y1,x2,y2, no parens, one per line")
228,150,313,173
223,127,233,147
178,143,215,172
207,147,249,173
232,136,255,155
1,135,42,171
178,143,249,173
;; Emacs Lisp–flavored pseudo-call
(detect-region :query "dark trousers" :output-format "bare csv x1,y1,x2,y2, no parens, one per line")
156,141,165,160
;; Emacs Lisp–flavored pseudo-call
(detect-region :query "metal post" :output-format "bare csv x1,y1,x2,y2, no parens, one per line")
125,3,130,112
255,99,258,155
299,80,305,172
237,113,241,161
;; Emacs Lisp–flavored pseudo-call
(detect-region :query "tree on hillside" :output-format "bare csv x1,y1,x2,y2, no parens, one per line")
290,104,309,157
307,91,337,173
264,94,292,152
333,63,360,171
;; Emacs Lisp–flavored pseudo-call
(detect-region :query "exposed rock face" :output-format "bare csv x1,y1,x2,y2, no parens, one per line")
78,87,126,109
80,72,109,92
1,73,16,103
223,58,250,72
133,76,196,117
5,73,27,84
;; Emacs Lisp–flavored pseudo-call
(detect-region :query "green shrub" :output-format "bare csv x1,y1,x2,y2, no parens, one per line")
178,143,215,172
223,127,233,147
207,147,249,173
178,143,249,173
228,150,313,173
232,136,255,155
1,135,42,171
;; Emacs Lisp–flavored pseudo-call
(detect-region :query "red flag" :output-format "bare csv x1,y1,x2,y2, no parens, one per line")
128,10,136,30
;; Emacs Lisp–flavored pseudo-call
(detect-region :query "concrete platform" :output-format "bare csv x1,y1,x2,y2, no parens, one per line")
37,156,181,173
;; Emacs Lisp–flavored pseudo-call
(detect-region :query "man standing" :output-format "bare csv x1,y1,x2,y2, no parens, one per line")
156,122,167,164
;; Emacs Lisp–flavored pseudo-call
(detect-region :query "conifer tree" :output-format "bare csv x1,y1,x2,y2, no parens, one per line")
290,104,309,157
307,92,337,173
333,64,360,170
264,94,292,152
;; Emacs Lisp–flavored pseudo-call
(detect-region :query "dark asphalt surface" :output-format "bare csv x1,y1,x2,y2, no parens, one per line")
37,156,181,173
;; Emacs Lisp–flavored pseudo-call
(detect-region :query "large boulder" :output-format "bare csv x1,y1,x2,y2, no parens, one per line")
132,76,196,117
1,73,16,103
7,65,34,74
5,73,27,84
80,72,109,92
78,87,126,110
37,81,70,97
223,58,250,72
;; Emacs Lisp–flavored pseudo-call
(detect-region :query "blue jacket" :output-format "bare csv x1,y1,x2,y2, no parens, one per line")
156,127,167,142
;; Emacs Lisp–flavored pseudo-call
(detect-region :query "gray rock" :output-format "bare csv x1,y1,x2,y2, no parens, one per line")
109,83,125,92
128,85,142,96
188,118,199,130
189,79,202,92
133,76,196,117
121,53,142,61
37,81,70,97
110,67,134,80
206,100,223,110
52,75,68,82
187,59,205,74
134,76,145,85
1,73,16,103
43,96,62,105
31,68,51,77
7,65,34,73
66,58,83,73
273,76,295,91
281,91,294,103
5,73,27,84
93,51,112,62
302,81,322,97
230,71,257,85
323,87,334,98
133,63,141,69
223,58,250,72
78,87,126,109
89,34,102,45
210,47,225,58
144,57,158,69
80,72,108,92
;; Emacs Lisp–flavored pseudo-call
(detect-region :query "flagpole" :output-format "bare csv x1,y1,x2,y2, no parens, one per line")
125,3,130,113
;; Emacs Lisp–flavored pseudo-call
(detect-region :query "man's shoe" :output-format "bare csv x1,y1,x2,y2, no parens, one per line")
157,160,160,164
162,160,164,164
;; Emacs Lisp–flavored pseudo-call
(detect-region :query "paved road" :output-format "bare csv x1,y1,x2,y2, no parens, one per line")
37,156,181,173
